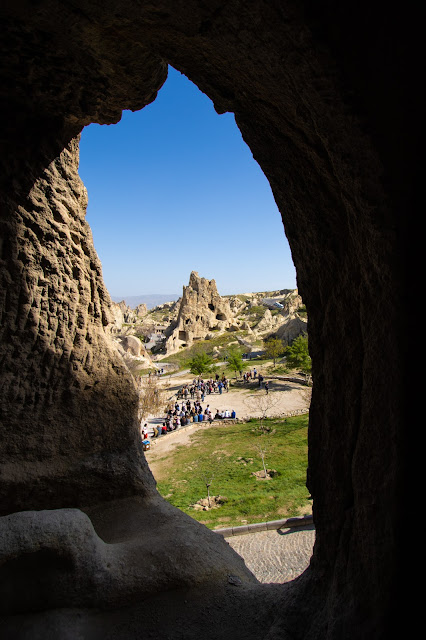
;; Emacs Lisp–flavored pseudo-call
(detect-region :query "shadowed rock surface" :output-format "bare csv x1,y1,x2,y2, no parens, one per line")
0,1,415,638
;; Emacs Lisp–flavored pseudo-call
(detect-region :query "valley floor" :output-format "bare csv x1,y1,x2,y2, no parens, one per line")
143,368,310,455
143,368,314,584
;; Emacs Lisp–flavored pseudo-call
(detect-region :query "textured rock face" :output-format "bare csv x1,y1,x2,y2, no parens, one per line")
0,138,155,514
0,1,413,638
109,301,125,331
165,271,234,353
0,500,256,616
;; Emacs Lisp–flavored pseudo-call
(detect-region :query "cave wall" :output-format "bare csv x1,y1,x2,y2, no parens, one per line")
0,137,157,512
0,1,415,638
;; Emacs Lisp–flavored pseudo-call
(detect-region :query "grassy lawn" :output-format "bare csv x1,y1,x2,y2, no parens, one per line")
154,414,310,530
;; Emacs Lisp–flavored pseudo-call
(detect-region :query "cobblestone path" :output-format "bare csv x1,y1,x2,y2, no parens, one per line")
225,525,315,583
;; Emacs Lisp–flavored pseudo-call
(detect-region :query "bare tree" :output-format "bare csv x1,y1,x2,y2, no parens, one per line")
191,452,224,508
252,437,269,478
198,465,215,508
244,389,282,433
138,374,169,422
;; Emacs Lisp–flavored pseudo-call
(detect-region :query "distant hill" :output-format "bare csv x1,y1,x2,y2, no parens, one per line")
111,294,180,310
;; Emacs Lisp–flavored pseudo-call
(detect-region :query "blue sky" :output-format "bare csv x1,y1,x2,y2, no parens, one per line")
78,66,296,298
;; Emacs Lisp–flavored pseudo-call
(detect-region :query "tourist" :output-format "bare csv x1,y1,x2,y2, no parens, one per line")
231,410,236,418
265,381,269,394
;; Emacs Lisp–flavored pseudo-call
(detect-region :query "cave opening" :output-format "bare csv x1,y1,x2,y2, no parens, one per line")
0,3,410,633
77,65,311,583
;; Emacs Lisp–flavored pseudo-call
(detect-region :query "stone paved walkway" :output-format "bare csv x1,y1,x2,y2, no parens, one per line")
224,525,315,583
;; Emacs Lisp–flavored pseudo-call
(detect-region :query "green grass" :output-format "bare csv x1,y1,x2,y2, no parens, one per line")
154,414,310,530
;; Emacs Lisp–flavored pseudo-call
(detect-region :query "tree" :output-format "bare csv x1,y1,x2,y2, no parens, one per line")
244,391,281,433
191,453,224,508
188,350,214,377
263,336,284,366
252,437,269,478
285,334,312,383
138,375,169,421
226,348,248,379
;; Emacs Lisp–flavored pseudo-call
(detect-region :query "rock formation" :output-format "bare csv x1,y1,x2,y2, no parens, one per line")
0,136,154,517
135,303,148,318
108,279,305,360
109,301,125,332
275,314,308,344
165,271,235,353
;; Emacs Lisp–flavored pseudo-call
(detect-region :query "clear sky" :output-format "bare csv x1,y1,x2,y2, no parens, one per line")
78,66,297,299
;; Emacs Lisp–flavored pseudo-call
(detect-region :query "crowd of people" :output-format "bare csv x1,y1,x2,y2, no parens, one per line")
176,374,230,400
242,368,266,387
142,376,238,440
140,367,273,446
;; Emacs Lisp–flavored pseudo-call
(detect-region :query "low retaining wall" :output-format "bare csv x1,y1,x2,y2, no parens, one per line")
214,514,314,537
148,410,309,440
148,418,240,438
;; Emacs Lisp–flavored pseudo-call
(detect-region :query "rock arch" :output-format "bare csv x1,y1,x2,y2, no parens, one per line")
0,2,414,638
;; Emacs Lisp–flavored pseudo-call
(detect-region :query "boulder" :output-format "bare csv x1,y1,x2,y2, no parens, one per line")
274,315,308,344
121,335,143,357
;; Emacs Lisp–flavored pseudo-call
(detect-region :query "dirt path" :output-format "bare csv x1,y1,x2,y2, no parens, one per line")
144,370,311,474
